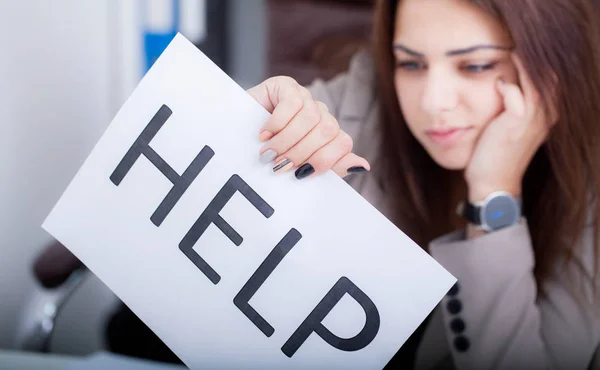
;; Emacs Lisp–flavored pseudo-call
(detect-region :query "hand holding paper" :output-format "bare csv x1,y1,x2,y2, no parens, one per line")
42,34,455,369
248,76,370,178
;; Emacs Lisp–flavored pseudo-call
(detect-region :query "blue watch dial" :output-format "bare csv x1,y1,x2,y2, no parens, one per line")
482,194,520,230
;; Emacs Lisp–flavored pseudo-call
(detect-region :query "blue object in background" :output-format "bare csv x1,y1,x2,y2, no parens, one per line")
143,0,180,73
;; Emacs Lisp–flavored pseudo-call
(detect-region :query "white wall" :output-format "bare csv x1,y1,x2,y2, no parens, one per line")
0,0,120,351
0,0,268,355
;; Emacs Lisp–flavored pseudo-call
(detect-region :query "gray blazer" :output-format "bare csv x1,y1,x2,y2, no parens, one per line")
306,51,600,370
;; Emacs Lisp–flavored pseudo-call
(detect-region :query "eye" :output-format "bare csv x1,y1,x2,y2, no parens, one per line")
462,62,497,73
396,61,425,71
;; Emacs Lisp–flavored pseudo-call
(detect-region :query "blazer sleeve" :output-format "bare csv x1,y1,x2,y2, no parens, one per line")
304,50,378,146
429,219,600,370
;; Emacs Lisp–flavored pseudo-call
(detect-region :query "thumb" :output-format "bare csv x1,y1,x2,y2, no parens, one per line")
247,80,276,113
496,78,526,118
247,76,307,114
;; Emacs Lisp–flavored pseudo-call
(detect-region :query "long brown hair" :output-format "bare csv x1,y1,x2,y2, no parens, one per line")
372,0,600,290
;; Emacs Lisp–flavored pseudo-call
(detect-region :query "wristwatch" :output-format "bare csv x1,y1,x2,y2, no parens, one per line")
458,191,522,232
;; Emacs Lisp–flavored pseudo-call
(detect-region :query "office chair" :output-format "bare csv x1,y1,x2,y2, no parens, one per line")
17,241,86,353
28,241,182,363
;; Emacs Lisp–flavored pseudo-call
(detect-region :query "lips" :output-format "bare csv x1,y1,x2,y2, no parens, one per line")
425,127,472,146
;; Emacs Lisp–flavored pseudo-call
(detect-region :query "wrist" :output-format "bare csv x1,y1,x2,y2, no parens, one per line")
461,188,523,232
467,183,522,203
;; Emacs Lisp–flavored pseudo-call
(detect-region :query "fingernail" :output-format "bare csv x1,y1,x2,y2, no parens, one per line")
347,166,368,174
273,158,292,172
259,149,277,164
295,163,315,180
259,130,273,142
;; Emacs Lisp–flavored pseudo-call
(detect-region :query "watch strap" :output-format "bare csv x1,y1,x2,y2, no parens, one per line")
464,201,481,225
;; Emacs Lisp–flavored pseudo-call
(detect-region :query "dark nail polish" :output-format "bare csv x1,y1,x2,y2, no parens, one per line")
347,166,368,174
295,163,315,180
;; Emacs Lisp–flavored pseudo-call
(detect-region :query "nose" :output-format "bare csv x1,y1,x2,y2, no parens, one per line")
420,67,459,116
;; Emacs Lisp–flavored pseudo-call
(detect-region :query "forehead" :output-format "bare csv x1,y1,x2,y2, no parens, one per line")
394,0,511,52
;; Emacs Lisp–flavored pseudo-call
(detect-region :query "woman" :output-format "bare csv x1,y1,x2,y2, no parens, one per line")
248,0,600,369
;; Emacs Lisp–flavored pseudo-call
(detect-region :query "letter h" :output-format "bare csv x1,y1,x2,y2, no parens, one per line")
110,105,214,226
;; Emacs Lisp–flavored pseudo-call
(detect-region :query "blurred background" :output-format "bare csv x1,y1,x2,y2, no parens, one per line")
0,0,373,365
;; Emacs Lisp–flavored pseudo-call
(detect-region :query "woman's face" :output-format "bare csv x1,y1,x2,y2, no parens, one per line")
393,0,517,170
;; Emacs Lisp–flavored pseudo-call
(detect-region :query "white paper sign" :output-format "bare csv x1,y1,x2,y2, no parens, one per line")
43,34,456,369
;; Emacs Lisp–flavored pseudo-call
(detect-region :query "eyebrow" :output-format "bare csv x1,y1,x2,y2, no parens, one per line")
393,43,513,57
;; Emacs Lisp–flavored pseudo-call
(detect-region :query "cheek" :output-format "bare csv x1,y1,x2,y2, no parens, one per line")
393,76,506,170
467,85,505,129
394,77,423,134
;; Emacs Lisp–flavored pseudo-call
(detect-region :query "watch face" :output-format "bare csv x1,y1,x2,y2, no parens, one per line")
482,194,520,230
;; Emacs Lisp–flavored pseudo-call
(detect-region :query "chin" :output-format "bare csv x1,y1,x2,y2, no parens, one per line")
429,150,469,170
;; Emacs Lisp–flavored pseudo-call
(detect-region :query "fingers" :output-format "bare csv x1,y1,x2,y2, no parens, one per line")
272,103,340,168
511,53,543,115
496,54,554,146
262,98,324,157
250,76,370,179
511,54,536,103
247,76,303,113
297,131,356,178
261,87,315,137
496,78,525,118
258,95,304,142
248,77,315,143
332,153,371,178
511,53,558,133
